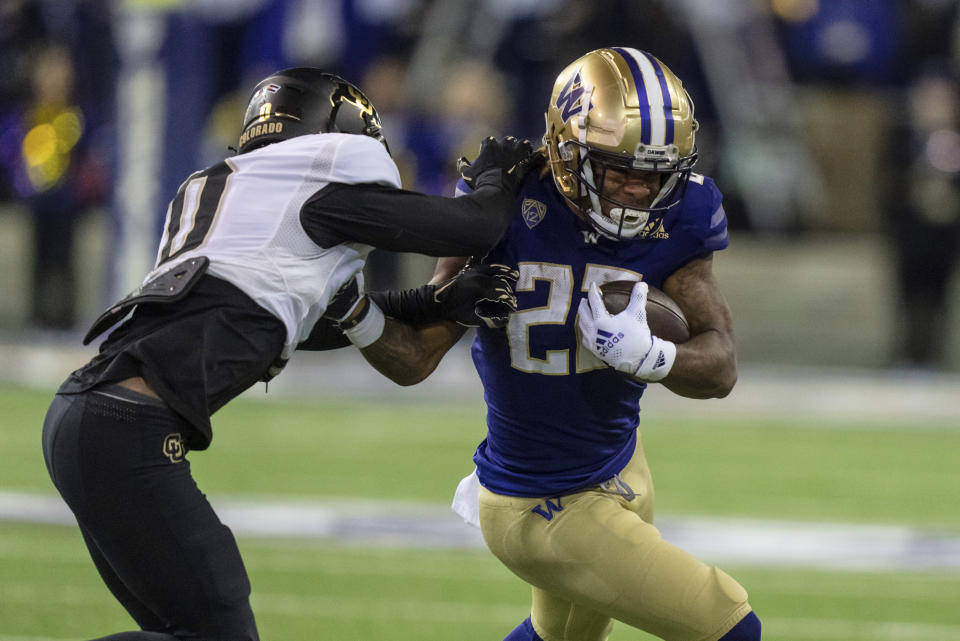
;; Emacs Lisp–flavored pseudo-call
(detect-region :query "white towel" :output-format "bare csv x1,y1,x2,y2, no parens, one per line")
451,468,481,529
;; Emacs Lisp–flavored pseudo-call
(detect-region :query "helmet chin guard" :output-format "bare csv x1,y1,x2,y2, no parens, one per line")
576,148,691,240
544,47,699,240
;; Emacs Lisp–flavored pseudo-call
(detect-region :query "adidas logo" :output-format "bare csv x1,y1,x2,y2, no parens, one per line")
595,329,624,356
654,352,667,369
639,220,669,240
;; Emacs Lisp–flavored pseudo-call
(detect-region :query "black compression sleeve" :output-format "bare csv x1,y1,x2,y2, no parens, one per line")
300,183,513,257
297,317,351,351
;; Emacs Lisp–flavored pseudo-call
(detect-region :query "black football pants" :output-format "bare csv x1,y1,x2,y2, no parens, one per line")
41,386,259,641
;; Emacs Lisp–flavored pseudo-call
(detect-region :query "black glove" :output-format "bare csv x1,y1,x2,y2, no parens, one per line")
457,136,541,194
434,262,519,328
366,262,519,328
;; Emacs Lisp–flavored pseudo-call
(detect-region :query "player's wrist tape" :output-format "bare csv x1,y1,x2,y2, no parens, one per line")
342,299,386,348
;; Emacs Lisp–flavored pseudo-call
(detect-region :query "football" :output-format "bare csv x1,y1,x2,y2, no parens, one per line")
598,280,691,343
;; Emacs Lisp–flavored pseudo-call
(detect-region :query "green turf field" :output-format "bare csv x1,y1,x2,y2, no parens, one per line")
1,382,959,641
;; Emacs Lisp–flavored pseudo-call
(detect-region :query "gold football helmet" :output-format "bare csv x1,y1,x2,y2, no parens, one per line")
544,48,698,240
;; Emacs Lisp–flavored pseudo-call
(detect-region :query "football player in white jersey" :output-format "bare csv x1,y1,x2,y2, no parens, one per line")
354,49,761,641
40,67,537,641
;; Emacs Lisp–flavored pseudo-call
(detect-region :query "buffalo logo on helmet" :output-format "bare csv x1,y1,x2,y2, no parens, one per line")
330,83,376,117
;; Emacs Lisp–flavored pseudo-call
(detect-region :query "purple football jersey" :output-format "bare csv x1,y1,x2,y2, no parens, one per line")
467,171,728,497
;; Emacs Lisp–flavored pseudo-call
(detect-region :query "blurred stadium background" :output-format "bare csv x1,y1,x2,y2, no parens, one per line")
0,1,959,640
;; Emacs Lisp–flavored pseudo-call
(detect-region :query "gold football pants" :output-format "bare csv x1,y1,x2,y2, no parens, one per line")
478,436,752,641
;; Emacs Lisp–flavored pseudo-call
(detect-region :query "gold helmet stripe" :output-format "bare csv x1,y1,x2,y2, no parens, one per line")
613,47,674,147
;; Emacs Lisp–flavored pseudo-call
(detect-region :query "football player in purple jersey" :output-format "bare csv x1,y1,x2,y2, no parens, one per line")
40,67,536,641
360,48,761,641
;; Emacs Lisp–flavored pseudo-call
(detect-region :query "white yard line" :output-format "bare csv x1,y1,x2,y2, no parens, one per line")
758,618,960,641
7,339,958,425
3,491,959,571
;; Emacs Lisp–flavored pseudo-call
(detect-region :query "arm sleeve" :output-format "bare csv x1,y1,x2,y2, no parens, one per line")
297,317,351,351
300,182,514,257
367,286,440,325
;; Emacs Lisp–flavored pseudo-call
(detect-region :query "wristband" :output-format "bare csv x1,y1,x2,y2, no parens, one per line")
343,299,386,348
623,336,676,382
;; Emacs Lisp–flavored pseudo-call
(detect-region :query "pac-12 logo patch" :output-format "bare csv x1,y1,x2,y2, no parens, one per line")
162,433,186,463
522,198,546,229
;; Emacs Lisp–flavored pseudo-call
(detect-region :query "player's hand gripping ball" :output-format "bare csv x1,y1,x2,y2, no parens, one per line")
577,281,681,381
598,280,690,343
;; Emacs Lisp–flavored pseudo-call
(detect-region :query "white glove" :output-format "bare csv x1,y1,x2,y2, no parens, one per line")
577,281,677,382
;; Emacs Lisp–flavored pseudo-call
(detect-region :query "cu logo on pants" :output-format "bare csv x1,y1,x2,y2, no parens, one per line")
162,433,186,463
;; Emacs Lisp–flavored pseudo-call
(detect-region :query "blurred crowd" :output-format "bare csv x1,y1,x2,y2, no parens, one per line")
1,0,959,368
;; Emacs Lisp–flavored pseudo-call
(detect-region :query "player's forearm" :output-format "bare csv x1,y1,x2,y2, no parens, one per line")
359,320,467,386
303,184,513,258
658,254,737,398
659,329,737,398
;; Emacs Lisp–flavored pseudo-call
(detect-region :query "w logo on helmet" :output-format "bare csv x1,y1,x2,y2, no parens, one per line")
556,71,591,123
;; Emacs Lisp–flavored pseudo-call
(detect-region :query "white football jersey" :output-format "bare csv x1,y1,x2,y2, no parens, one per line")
149,133,401,357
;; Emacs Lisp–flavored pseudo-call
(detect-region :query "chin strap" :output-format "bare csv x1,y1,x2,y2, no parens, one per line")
582,158,606,224
650,171,680,209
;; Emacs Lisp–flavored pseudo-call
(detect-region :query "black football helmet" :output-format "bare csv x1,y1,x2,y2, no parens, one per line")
237,67,387,154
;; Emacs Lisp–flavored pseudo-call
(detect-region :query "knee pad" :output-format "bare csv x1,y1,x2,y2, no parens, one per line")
718,611,761,641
